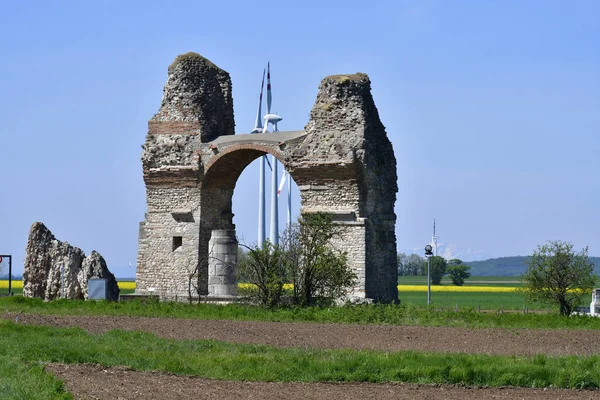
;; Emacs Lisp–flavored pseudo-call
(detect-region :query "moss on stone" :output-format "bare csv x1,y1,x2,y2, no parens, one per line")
320,102,334,111
169,52,218,70
324,73,368,84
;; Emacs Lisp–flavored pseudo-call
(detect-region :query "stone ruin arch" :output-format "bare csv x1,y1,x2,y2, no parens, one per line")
136,52,398,303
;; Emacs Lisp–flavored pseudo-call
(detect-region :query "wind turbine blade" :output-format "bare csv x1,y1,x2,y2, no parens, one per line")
253,68,266,132
277,171,287,197
266,62,272,115
264,155,272,171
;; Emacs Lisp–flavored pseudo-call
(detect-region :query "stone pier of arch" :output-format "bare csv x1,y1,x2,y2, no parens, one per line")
136,52,398,303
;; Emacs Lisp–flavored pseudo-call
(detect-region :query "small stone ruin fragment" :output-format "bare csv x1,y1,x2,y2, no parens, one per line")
23,222,119,301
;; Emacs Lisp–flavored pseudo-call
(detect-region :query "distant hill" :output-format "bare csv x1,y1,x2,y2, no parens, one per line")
467,256,600,276
0,274,22,280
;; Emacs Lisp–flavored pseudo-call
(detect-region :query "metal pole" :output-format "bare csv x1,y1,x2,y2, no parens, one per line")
269,155,279,246
427,257,431,305
258,156,266,247
8,256,12,296
287,173,292,227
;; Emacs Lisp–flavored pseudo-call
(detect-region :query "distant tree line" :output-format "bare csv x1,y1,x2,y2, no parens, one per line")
396,253,427,276
397,253,471,286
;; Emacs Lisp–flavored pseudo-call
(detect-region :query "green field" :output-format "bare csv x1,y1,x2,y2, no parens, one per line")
0,321,598,390
399,290,551,311
397,275,598,310
399,275,524,287
3,273,597,312
3,297,600,330
2,297,600,394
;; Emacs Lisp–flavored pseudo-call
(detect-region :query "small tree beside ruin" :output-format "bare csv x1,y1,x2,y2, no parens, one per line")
187,263,201,304
238,241,287,308
240,213,356,308
522,240,597,316
283,213,356,306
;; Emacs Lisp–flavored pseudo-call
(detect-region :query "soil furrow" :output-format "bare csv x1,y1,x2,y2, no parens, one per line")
47,363,598,400
5,313,600,356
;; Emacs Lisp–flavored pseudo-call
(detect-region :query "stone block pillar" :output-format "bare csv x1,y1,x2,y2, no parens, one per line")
591,289,600,315
208,229,238,297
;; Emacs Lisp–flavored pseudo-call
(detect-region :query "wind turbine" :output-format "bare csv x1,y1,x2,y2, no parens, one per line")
262,62,283,134
250,69,265,134
432,219,438,257
262,63,283,246
277,170,292,228
250,69,267,246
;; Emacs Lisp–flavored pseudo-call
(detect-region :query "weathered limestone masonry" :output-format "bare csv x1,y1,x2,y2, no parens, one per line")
138,52,235,297
23,222,120,301
137,52,398,302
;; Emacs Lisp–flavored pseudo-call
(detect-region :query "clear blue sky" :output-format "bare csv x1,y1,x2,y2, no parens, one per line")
1,1,598,277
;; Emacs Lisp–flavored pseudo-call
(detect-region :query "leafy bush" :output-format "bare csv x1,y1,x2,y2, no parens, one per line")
238,241,287,308
283,213,357,306
521,240,597,316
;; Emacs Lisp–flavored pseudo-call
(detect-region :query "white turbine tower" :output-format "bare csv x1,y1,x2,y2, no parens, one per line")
262,63,283,246
432,219,438,257
277,170,292,228
251,69,266,246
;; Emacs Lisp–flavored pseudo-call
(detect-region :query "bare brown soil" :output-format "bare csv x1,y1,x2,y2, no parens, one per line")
47,363,598,400
5,313,600,356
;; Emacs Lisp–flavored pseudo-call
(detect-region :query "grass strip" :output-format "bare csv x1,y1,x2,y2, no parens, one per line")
0,354,71,400
0,320,599,390
2,297,600,330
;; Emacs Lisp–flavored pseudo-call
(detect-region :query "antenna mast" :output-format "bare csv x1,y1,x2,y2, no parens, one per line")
432,219,438,257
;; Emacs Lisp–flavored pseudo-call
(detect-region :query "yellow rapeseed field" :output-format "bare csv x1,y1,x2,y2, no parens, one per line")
117,281,136,290
0,280,23,289
397,285,517,293
239,282,517,292
238,283,294,291
0,281,526,293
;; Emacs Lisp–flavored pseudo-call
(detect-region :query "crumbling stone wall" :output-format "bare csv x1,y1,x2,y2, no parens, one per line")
137,53,235,297
23,222,119,301
137,52,398,302
290,73,398,301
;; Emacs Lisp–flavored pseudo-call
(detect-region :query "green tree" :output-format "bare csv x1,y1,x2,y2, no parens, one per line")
238,241,287,308
398,253,426,276
428,256,447,285
283,213,357,306
410,254,427,276
447,262,471,286
236,246,250,282
522,240,597,316
397,252,408,276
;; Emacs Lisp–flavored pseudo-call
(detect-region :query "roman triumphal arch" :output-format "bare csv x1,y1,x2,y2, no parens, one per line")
136,52,398,302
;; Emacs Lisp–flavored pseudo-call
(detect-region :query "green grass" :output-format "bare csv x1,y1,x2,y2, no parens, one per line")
0,321,598,389
3,296,600,330
399,291,551,311
0,355,71,400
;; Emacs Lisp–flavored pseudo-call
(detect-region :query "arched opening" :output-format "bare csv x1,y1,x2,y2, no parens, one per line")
198,146,301,295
